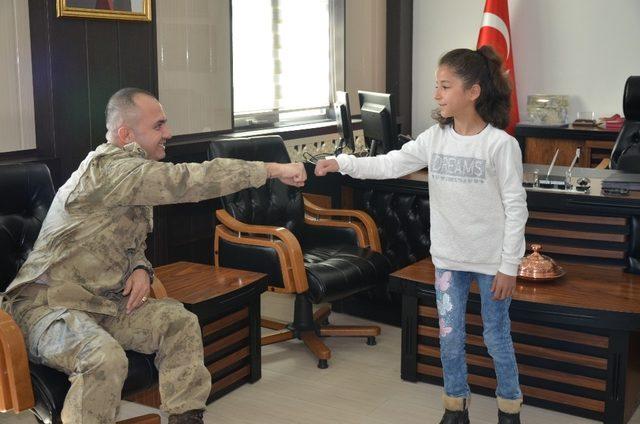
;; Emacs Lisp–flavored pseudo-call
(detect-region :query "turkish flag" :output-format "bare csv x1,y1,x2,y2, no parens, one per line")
477,0,518,135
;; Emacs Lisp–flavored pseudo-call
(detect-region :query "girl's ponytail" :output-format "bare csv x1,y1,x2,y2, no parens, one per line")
476,46,511,129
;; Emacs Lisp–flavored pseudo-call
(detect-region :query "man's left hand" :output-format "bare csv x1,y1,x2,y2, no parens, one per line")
265,162,307,187
490,272,516,301
123,268,151,314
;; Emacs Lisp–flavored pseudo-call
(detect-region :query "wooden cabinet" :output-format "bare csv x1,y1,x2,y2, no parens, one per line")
525,137,589,167
516,125,618,168
582,140,617,168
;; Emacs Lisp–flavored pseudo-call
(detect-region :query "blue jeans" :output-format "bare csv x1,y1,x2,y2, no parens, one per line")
435,268,522,400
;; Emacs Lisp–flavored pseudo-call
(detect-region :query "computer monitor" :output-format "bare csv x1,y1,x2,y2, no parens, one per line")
358,90,398,156
334,91,355,154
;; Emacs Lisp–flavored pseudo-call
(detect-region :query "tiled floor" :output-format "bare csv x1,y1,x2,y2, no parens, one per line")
5,292,640,423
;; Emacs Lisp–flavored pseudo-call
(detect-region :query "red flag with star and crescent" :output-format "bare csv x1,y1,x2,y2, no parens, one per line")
477,0,518,135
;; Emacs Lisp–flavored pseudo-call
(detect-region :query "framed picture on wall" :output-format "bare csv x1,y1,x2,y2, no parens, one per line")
56,0,152,22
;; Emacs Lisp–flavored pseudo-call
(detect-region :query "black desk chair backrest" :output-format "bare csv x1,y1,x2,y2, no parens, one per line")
209,136,306,289
0,163,55,291
611,76,640,171
208,136,305,239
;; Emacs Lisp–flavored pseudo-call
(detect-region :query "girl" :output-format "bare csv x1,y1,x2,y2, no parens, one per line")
315,46,527,424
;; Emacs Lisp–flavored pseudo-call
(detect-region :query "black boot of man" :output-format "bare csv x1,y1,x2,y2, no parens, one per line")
168,409,205,424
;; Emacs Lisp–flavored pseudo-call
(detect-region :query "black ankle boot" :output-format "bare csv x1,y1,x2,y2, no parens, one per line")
498,410,521,424
168,409,205,424
439,408,470,424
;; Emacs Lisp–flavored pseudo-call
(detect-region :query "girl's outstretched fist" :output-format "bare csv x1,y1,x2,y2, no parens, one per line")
315,159,339,176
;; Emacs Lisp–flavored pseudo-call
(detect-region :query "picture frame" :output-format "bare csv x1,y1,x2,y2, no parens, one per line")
56,0,152,22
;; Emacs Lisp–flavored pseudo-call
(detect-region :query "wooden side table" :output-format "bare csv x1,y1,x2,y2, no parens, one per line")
126,262,268,407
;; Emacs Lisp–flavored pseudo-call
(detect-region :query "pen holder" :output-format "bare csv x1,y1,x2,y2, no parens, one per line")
564,170,572,189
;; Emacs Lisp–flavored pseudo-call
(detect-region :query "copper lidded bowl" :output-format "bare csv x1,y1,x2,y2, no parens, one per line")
518,244,565,281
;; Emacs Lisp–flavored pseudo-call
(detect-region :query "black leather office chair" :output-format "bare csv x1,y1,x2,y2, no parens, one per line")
610,76,640,172
0,163,160,424
210,136,391,368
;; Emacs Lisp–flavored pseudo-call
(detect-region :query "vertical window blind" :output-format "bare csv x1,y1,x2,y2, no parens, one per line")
0,0,36,153
156,0,233,135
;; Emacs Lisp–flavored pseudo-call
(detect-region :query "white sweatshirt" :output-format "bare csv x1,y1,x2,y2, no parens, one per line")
335,123,528,276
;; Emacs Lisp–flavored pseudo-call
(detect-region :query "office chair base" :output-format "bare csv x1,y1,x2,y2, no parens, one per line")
260,297,381,368
299,330,331,364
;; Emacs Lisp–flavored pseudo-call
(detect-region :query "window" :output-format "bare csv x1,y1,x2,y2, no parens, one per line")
232,0,344,128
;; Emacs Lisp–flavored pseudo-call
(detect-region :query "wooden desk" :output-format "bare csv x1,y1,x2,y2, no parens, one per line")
390,259,640,424
345,165,640,273
127,262,268,407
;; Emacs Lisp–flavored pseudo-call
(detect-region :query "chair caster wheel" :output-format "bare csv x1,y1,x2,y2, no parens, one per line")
318,359,328,369
367,336,377,346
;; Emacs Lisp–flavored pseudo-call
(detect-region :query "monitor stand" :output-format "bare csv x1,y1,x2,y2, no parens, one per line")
334,138,346,155
367,139,378,157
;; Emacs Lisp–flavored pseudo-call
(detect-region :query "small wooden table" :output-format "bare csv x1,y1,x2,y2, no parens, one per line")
389,258,640,424
128,262,268,406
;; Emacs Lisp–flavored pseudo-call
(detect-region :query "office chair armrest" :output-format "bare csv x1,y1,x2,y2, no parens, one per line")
0,309,35,412
150,277,168,299
215,209,309,293
303,197,381,253
596,158,610,169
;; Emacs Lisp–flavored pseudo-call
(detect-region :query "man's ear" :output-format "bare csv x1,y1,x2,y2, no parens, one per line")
117,126,132,146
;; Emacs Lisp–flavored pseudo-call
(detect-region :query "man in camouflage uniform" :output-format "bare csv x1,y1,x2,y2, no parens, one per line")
0,88,306,424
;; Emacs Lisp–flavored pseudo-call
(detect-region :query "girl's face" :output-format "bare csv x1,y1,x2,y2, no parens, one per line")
434,65,480,119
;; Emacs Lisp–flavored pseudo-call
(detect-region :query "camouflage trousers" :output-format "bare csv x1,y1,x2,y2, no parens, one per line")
12,293,211,424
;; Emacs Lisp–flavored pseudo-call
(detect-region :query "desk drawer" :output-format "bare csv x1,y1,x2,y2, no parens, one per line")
202,306,253,403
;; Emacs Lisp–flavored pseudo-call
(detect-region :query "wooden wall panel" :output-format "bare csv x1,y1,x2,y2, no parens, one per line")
86,21,120,151
386,0,412,134
25,0,158,185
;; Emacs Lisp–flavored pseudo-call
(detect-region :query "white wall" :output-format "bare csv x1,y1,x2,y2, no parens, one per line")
412,0,640,136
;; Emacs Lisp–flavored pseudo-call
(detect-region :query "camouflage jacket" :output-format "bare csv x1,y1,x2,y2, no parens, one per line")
1,142,267,317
